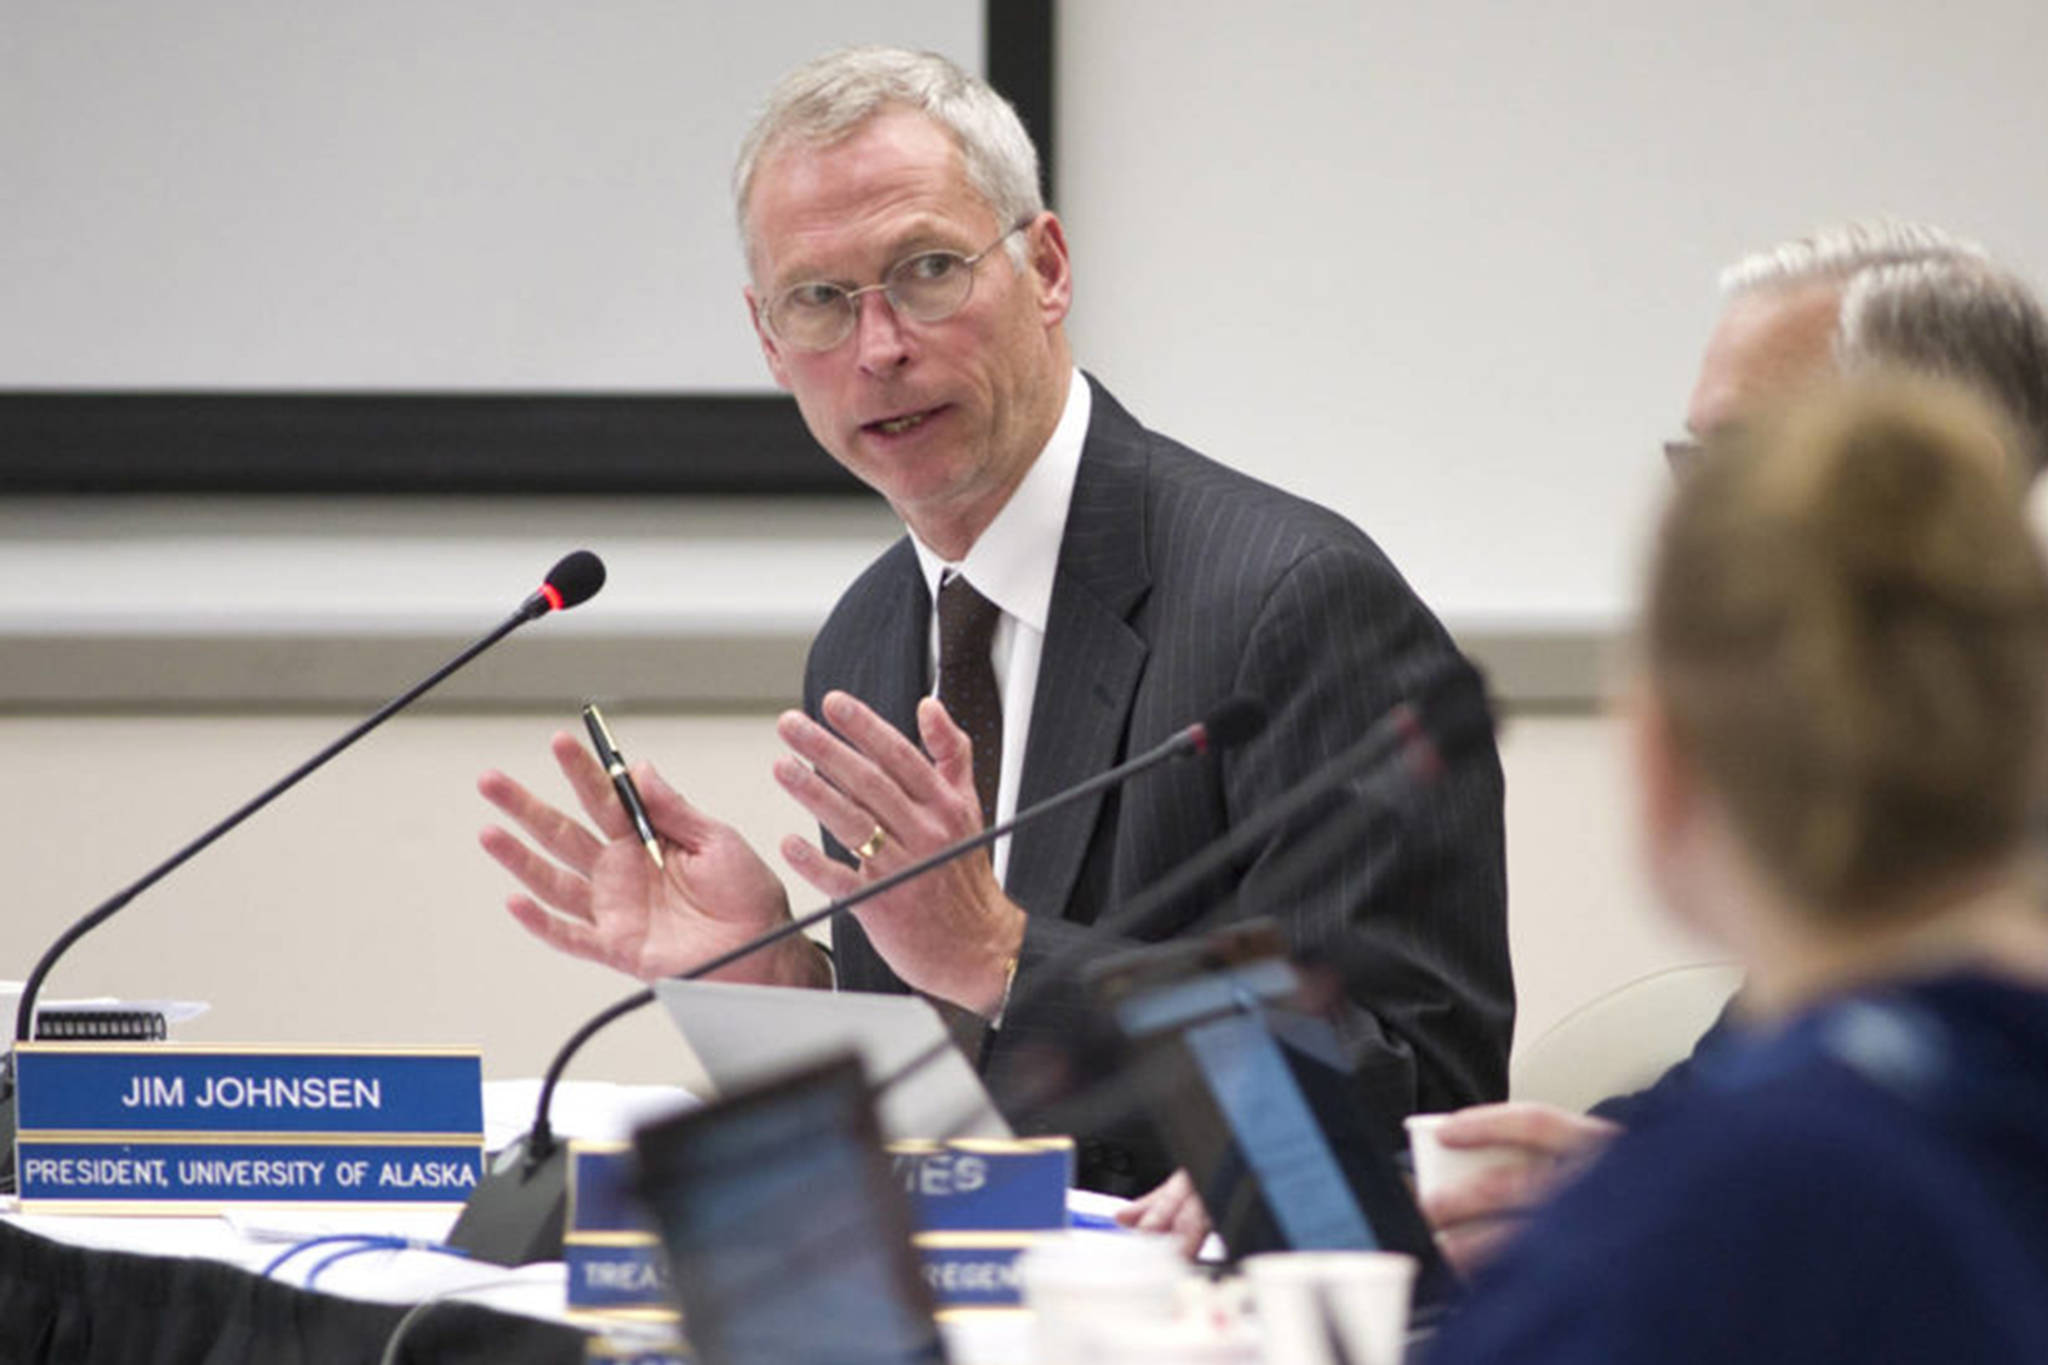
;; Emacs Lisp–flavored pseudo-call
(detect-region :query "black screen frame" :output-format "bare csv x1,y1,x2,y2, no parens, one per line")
631,1051,947,1365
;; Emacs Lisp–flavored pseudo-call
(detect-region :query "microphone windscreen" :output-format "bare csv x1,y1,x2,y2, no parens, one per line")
1203,695,1268,750
544,550,607,610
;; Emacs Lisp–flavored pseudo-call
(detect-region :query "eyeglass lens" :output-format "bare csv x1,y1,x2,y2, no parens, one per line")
770,252,972,350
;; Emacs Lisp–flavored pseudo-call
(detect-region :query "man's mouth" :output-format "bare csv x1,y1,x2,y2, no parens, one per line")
864,405,944,436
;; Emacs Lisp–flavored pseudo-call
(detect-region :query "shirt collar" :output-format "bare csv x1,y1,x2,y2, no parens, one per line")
911,368,1089,632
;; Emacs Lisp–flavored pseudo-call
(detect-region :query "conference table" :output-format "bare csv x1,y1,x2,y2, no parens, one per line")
0,1080,1052,1364
0,1081,686,1363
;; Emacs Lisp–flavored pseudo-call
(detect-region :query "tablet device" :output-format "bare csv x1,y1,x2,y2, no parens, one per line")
1089,926,1462,1323
652,978,1012,1142
631,1050,947,1365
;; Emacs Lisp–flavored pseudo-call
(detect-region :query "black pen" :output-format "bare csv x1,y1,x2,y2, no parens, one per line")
581,702,665,871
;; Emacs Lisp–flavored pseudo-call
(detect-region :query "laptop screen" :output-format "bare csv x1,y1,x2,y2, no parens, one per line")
652,978,1011,1142
631,1051,948,1365
1097,946,1462,1320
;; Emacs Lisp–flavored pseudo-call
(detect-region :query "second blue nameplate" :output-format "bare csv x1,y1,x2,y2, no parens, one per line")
891,1136,1072,1231
897,1136,1073,1311
13,1043,484,1212
562,1135,1074,1316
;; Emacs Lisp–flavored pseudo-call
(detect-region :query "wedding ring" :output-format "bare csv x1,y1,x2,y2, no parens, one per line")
856,825,887,861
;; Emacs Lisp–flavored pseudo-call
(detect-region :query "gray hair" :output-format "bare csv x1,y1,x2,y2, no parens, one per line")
732,47,1042,270
1721,221,2048,477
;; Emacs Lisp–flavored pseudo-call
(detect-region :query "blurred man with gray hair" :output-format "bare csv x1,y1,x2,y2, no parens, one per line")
1676,220,2048,477
1421,219,2048,1276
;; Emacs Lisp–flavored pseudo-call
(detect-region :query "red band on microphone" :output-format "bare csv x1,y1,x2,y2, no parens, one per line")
540,583,565,613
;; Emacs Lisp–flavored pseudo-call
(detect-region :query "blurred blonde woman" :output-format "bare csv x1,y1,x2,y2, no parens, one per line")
1428,379,2048,1363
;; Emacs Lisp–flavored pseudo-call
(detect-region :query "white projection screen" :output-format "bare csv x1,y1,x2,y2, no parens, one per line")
0,1,1039,492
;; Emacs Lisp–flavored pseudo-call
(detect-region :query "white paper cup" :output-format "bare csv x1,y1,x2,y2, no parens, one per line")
1243,1251,1415,1365
1404,1111,1529,1206
1018,1230,1187,1362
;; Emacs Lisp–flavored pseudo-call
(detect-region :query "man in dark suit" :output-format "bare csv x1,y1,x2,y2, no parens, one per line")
480,47,1510,1195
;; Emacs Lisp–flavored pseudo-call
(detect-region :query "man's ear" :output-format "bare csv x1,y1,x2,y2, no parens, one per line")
1023,212,1073,327
744,285,793,391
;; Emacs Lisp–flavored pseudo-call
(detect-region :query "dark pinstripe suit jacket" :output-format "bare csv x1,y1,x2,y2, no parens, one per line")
804,377,1512,1192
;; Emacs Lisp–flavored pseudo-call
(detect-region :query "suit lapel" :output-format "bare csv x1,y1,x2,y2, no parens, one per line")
836,539,930,743
1005,379,1153,921
812,544,927,996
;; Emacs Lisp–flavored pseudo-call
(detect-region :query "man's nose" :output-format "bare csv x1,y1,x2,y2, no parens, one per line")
852,289,911,373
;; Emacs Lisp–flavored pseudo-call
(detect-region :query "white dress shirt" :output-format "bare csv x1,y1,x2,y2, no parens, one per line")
910,368,1090,886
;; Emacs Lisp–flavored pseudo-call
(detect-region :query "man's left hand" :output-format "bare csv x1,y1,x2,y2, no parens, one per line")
1116,1168,1212,1259
773,690,1026,1015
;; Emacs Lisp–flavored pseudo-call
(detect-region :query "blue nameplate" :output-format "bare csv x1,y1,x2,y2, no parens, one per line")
565,1142,674,1317
890,1138,1071,1310
888,1137,1072,1232
17,1140,481,1202
560,1138,1073,1314
568,1141,653,1235
568,1242,672,1312
915,1231,1051,1310
14,1045,482,1133
13,1044,483,1211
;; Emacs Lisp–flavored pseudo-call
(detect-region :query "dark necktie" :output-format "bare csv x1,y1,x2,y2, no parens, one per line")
936,571,1004,831
930,572,1006,1059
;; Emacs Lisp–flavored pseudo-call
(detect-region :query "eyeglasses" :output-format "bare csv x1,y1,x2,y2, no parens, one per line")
758,220,1033,353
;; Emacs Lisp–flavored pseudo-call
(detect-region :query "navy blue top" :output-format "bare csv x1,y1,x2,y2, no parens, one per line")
1426,973,2048,1364
1585,1002,1736,1128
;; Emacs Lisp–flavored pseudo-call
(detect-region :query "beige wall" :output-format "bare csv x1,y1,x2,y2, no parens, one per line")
1,703,1715,1088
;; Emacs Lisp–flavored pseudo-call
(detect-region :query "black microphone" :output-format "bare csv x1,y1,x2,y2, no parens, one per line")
0,552,606,1193
518,548,605,620
446,695,1267,1265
